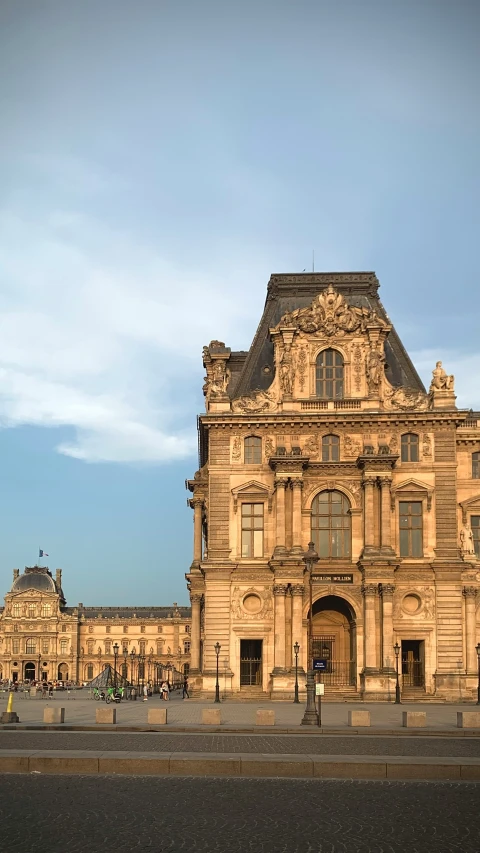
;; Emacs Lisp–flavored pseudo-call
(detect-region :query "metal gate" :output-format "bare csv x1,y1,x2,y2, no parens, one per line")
240,640,262,687
312,636,355,686
402,659,425,688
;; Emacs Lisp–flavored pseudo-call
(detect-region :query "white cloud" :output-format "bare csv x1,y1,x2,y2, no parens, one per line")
0,204,259,463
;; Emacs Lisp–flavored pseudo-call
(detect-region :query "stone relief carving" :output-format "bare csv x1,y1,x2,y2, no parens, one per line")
232,436,241,461
273,285,385,338
231,586,274,620
429,361,454,392
264,437,275,459
279,344,295,396
384,385,429,411
297,347,308,392
460,524,476,558
422,587,435,619
345,480,362,507
304,435,319,458
344,435,361,457
422,434,432,457
366,346,385,394
231,389,277,413
353,344,363,392
389,434,399,454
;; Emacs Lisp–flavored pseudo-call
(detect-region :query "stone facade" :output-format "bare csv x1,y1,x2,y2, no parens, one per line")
0,567,191,684
186,272,480,701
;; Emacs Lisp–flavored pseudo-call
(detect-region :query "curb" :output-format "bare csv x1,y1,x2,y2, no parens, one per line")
0,724,479,737
0,750,479,780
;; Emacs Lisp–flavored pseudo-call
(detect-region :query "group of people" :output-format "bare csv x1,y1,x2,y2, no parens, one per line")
158,677,189,700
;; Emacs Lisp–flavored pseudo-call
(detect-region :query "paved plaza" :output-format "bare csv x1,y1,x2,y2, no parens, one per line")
1,689,479,730
0,775,478,853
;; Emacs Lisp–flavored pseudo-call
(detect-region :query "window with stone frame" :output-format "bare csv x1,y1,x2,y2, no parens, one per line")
139,640,146,654
471,516,480,558
322,434,340,462
401,433,419,462
185,624,191,633
106,625,111,633
244,436,262,464
399,501,423,557
157,640,164,655
140,625,146,633
311,490,351,559
87,664,94,680
60,639,68,654
12,639,20,654
25,637,37,654
42,639,49,654
87,640,94,654
184,641,191,653
315,349,344,399
27,603,36,618
472,452,480,479
12,603,20,618
241,503,264,558
62,624,67,632
105,640,111,654
41,604,51,617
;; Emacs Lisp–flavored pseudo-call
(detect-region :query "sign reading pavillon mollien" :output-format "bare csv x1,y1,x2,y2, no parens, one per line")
312,574,354,584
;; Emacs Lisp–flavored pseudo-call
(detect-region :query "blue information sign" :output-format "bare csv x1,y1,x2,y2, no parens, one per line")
313,659,328,671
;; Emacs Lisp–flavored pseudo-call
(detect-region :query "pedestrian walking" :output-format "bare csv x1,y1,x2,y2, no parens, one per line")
161,681,169,701
182,677,189,699
143,684,148,701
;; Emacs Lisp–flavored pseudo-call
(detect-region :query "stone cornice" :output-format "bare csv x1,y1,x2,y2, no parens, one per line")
199,411,469,428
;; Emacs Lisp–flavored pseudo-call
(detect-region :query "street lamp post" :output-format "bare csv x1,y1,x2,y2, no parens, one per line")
38,653,41,684
476,643,480,705
293,642,300,703
301,542,319,725
130,649,136,698
394,642,401,704
113,643,119,689
214,642,221,703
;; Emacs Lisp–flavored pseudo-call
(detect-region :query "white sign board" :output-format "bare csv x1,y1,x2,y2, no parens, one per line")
315,683,325,696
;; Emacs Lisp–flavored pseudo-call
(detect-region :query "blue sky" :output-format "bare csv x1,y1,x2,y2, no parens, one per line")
0,0,478,604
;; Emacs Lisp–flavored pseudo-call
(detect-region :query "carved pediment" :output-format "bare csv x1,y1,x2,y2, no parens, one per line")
459,493,480,524
231,480,274,512
391,478,433,511
272,285,387,338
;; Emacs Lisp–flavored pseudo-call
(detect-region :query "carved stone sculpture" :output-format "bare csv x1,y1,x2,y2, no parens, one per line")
264,437,275,459
273,285,385,338
279,345,295,396
460,524,476,558
366,346,385,392
384,385,429,411
344,435,361,457
304,435,319,458
231,389,277,414
430,361,454,392
232,437,241,461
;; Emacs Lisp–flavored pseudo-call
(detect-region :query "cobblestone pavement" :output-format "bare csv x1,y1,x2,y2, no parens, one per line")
0,775,478,853
0,730,479,756
1,691,478,729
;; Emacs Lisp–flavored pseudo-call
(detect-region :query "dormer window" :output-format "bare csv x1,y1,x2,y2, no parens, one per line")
12,604,20,618
315,350,344,399
401,433,419,462
322,434,340,462
244,436,262,464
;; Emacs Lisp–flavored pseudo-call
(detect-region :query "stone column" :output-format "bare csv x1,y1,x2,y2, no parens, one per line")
192,499,203,564
189,594,202,672
274,478,288,554
363,584,378,669
363,477,377,550
291,585,305,668
291,478,304,553
380,584,395,669
464,587,477,673
273,584,288,671
379,477,392,550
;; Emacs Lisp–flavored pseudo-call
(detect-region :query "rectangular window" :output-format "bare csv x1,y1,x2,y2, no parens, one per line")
12,604,20,618
184,641,191,653
472,516,480,558
12,639,20,654
105,641,111,654
26,639,36,654
42,639,49,654
87,664,94,680
106,625,111,633
473,453,480,479
241,503,264,558
60,640,68,654
140,640,146,654
185,625,191,633
399,501,423,557
41,604,51,617
62,624,67,632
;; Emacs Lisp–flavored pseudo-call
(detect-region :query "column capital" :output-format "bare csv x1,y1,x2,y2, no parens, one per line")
363,476,377,488
362,583,378,597
273,584,288,596
378,476,392,487
191,497,204,508
275,477,288,490
290,584,305,597
190,593,203,604
463,586,477,598
291,478,304,489
380,583,395,597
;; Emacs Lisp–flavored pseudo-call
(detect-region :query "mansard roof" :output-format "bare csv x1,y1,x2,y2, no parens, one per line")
76,605,191,619
232,272,425,398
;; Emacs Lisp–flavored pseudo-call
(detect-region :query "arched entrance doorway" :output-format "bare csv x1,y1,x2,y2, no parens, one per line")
24,661,36,682
311,595,356,688
57,663,68,682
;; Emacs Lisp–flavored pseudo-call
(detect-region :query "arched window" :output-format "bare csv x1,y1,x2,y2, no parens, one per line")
322,434,340,462
311,490,351,559
244,436,262,464
315,350,344,399
401,433,419,462
472,452,480,479
25,638,37,654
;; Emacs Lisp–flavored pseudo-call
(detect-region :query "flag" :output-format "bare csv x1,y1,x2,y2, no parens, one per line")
39,549,49,558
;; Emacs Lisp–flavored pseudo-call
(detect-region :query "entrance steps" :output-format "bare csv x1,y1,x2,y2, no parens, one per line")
323,686,362,702
401,690,446,703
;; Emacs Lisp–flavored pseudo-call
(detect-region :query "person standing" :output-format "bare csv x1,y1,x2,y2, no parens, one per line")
143,684,148,701
182,677,189,699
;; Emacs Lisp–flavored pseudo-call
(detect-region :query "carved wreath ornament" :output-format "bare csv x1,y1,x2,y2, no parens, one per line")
231,587,273,620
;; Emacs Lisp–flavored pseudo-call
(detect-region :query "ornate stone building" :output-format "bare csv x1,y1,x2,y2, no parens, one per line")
186,272,480,701
0,566,191,684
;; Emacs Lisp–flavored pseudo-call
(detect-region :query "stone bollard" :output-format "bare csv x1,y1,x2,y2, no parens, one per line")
348,710,370,727
96,707,116,724
256,709,275,726
202,708,221,725
402,711,426,728
43,707,65,724
148,708,168,725
457,712,480,729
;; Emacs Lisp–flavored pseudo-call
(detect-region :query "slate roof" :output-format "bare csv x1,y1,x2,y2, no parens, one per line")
74,606,191,619
232,272,425,398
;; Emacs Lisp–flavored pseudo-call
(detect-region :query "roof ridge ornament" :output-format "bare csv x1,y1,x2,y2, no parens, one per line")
273,285,387,338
